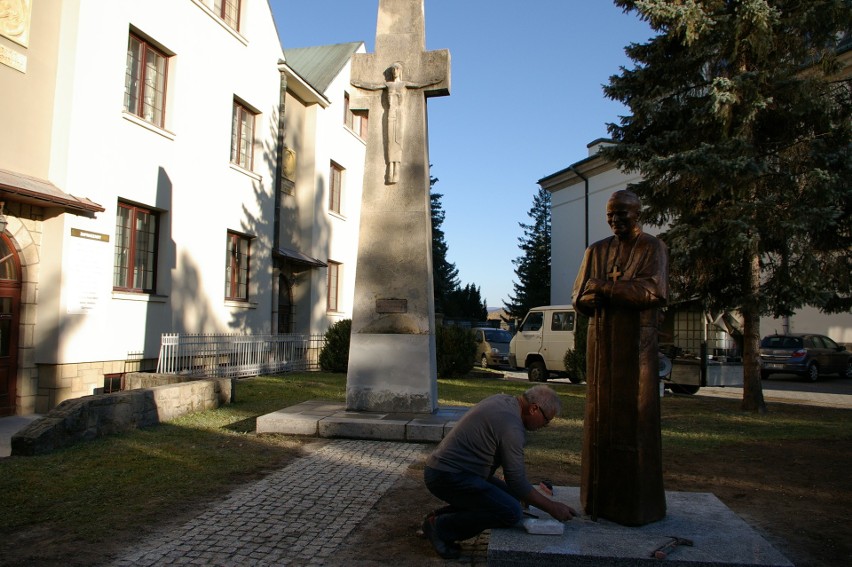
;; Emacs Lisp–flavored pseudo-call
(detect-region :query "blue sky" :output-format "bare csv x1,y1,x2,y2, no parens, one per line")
269,0,653,309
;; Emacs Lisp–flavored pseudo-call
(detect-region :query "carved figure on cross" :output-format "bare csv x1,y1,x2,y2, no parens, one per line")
352,61,444,184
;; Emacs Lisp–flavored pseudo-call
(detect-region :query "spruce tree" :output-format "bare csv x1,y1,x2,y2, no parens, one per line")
430,174,459,314
603,0,852,412
504,187,552,320
445,283,488,321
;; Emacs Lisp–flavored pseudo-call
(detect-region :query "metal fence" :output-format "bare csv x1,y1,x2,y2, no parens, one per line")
156,333,325,378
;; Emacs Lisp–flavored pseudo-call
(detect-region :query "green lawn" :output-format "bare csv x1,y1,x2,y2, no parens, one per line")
1,372,849,544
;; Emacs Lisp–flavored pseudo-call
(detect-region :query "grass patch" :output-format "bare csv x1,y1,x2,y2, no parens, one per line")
1,373,849,545
660,394,852,451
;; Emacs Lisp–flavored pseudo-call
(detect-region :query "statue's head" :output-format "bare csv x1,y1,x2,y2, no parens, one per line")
606,190,641,239
386,62,403,81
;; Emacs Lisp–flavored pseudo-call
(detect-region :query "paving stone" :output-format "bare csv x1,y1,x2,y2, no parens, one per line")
105,440,426,566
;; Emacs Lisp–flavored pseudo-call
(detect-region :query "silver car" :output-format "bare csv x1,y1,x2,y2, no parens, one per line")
760,333,852,382
473,327,512,369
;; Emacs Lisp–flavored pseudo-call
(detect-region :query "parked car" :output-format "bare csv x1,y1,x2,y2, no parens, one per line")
473,327,513,368
508,305,581,383
759,333,852,382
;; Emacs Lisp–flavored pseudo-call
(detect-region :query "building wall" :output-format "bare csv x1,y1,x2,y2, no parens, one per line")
548,145,642,305
280,46,367,336
0,0,63,176
2,0,290,413
278,90,312,334
764,308,852,345
316,57,366,332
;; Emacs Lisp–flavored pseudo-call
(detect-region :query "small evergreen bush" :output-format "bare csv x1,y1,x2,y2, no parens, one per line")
318,320,478,378
436,325,476,378
318,319,352,373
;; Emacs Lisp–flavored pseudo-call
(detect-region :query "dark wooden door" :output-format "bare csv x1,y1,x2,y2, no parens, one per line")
0,235,21,416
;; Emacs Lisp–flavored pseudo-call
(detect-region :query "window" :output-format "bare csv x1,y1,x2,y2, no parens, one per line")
520,312,543,332
551,311,575,332
0,236,18,281
231,100,256,169
327,261,341,312
344,92,368,138
214,0,241,30
124,34,168,127
329,162,343,214
225,232,251,300
114,202,159,293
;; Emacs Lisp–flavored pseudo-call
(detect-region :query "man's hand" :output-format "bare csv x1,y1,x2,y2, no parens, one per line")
547,501,578,522
524,487,579,522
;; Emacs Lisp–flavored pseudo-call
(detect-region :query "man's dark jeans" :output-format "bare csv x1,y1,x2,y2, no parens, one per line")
424,466,523,542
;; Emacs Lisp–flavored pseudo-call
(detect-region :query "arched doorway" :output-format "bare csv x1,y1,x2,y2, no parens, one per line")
0,234,21,416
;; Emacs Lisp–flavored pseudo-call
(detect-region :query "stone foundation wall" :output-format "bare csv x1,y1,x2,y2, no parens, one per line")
124,372,205,390
11,377,234,456
33,358,158,414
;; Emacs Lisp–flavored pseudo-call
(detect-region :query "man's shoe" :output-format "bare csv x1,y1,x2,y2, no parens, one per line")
422,514,461,559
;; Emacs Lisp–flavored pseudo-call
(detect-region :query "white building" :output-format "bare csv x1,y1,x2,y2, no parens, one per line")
0,1,367,416
541,139,852,354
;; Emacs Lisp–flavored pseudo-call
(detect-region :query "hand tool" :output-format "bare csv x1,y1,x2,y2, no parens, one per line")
650,536,694,559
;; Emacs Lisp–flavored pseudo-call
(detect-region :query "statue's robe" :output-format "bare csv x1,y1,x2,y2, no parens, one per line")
572,231,668,526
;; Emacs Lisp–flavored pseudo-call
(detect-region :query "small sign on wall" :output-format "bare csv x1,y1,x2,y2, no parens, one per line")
0,43,26,73
66,229,110,315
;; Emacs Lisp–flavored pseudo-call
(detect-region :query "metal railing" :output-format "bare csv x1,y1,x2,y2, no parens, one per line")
156,333,325,378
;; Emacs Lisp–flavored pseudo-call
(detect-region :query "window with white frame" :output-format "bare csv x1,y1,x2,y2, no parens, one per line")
329,162,343,214
327,261,341,312
124,33,169,128
225,231,251,301
114,202,159,293
231,100,256,169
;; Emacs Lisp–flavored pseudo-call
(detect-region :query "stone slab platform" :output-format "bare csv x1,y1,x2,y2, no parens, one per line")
489,487,792,567
256,400,467,442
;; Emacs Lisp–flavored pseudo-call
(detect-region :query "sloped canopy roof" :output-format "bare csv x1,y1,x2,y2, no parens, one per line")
284,42,363,94
0,168,104,214
274,247,326,268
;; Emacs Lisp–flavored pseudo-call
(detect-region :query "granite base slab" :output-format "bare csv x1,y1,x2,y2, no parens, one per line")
256,400,467,442
488,487,792,567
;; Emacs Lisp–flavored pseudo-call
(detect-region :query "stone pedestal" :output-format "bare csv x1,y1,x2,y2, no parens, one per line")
347,333,437,413
488,487,792,566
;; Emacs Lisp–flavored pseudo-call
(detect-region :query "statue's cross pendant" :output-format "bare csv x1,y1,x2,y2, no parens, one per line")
608,265,622,282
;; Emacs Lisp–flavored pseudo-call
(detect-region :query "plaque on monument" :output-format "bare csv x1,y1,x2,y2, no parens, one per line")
376,299,408,314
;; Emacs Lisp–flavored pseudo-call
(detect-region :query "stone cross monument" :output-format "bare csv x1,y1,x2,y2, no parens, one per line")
346,0,450,413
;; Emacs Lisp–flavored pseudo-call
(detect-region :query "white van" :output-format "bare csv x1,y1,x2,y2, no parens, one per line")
508,305,582,383
509,304,701,393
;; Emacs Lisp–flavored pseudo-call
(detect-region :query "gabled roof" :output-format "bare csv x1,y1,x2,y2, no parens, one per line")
284,42,363,94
